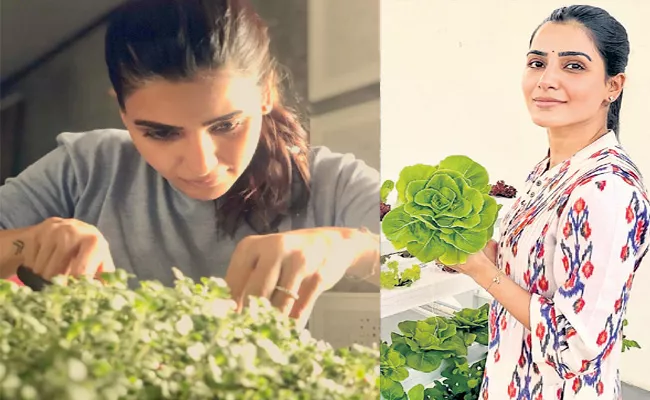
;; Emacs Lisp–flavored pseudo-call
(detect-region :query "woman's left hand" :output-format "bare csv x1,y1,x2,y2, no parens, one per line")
447,239,498,279
224,227,378,319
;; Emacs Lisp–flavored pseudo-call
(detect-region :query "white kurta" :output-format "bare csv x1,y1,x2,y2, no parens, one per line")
479,131,650,400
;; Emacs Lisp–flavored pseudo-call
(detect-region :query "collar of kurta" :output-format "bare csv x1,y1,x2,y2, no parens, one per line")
538,129,619,179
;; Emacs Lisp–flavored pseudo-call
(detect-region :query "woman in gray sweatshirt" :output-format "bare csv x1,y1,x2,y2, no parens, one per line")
0,0,380,320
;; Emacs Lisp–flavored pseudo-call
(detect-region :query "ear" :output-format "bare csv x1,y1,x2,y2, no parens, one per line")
261,85,274,115
607,72,626,101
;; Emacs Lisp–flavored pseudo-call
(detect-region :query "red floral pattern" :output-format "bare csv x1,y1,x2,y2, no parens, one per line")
480,133,648,400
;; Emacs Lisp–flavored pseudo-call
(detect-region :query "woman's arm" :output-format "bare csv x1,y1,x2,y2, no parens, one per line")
525,179,649,378
335,226,381,286
0,139,82,278
308,147,381,285
471,255,534,329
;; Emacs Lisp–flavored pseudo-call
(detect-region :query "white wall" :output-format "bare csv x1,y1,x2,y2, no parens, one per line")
307,0,380,170
381,0,650,389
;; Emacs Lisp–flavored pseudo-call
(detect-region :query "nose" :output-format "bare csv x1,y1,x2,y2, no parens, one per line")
185,132,218,175
537,65,559,91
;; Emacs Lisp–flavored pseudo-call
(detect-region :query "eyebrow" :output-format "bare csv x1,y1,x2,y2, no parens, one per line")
134,110,243,130
527,49,592,62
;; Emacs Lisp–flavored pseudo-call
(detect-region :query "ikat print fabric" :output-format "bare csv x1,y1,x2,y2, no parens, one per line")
479,131,650,400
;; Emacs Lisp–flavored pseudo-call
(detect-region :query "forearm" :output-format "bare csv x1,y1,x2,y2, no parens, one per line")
471,257,532,331
326,227,380,286
0,227,33,279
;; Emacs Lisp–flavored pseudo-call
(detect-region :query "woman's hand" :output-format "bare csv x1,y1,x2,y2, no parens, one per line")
224,227,379,319
18,217,115,280
446,239,498,280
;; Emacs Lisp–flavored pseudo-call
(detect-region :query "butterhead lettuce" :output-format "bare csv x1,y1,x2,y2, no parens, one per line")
382,156,501,265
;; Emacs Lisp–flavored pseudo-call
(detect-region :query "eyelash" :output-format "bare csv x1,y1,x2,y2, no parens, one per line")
527,60,586,71
143,119,244,141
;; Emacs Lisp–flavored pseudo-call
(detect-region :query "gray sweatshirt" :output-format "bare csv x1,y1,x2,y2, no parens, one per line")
0,130,379,287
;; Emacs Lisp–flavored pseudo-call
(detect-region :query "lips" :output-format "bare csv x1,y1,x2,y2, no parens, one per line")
533,97,567,108
533,97,566,103
182,173,221,187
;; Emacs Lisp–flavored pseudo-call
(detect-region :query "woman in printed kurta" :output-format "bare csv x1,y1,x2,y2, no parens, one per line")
482,132,649,399
447,5,649,400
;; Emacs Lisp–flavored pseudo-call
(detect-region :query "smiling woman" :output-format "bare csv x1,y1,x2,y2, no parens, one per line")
443,5,650,400
0,0,380,322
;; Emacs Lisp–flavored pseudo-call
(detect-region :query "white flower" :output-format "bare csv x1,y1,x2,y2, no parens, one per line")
175,315,194,336
187,342,206,361
257,338,288,365
109,295,128,311
202,298,236,318
67,358,87,382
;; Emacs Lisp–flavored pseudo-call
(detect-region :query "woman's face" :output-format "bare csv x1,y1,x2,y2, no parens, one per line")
120,71,270,201
522,22,621,130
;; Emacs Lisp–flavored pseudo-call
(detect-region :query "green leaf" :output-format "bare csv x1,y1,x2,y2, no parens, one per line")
438,155,490,192
396,165,439,205
407,384,425,400
381,180,395,203
382,206,419,249
405,350,445,372
440,229,489,255
406,180,430,203
380,376,407,400
406,232,445,263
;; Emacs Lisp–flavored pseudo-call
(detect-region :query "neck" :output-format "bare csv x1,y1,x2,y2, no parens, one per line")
547,119,610,169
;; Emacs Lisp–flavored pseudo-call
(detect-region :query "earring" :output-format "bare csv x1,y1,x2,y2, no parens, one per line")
609,96,615,102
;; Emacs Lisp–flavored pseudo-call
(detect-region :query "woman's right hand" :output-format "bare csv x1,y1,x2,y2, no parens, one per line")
19,217,115,280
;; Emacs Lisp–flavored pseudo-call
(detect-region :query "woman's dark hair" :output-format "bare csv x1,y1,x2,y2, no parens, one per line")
105,0,310,236
529,5,630,136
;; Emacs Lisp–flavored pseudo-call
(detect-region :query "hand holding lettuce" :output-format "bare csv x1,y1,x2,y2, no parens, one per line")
381,156,501,266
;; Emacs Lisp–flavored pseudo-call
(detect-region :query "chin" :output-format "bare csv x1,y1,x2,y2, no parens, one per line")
530,114,572,129
179,182,233,202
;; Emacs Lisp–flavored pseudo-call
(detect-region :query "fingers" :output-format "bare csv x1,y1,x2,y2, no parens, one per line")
21,218,114,282
70,235,110,278
225,237,260,310
31,238,56,278
240,256,282,310
41,228,76,280
289,273,323,320
270,253,307,314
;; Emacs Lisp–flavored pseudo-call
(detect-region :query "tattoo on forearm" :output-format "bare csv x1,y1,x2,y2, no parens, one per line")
13,240,24,255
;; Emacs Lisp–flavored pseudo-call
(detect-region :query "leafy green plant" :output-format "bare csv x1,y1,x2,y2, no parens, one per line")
380,342,409,400
424,358,486,400
380,261,421,289
0,269,379,400
622,319,641,352
381,156,501,265
450,304,490,346
379,305,489,400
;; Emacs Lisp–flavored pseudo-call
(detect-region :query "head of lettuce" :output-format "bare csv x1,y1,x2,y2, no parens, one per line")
381,156,501,266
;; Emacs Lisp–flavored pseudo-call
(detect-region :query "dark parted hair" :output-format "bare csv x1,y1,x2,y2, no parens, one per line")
530,5,630,136
104,0,310,236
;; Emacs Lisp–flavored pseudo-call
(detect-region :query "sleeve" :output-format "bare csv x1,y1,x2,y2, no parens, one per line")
0,143,80,230
309,147,380,234
529,177,650,378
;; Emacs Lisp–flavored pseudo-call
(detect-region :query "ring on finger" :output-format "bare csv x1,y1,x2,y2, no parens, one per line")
274,285,300,300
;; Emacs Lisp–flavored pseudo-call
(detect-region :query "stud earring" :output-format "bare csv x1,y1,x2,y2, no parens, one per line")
609,96,615,102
